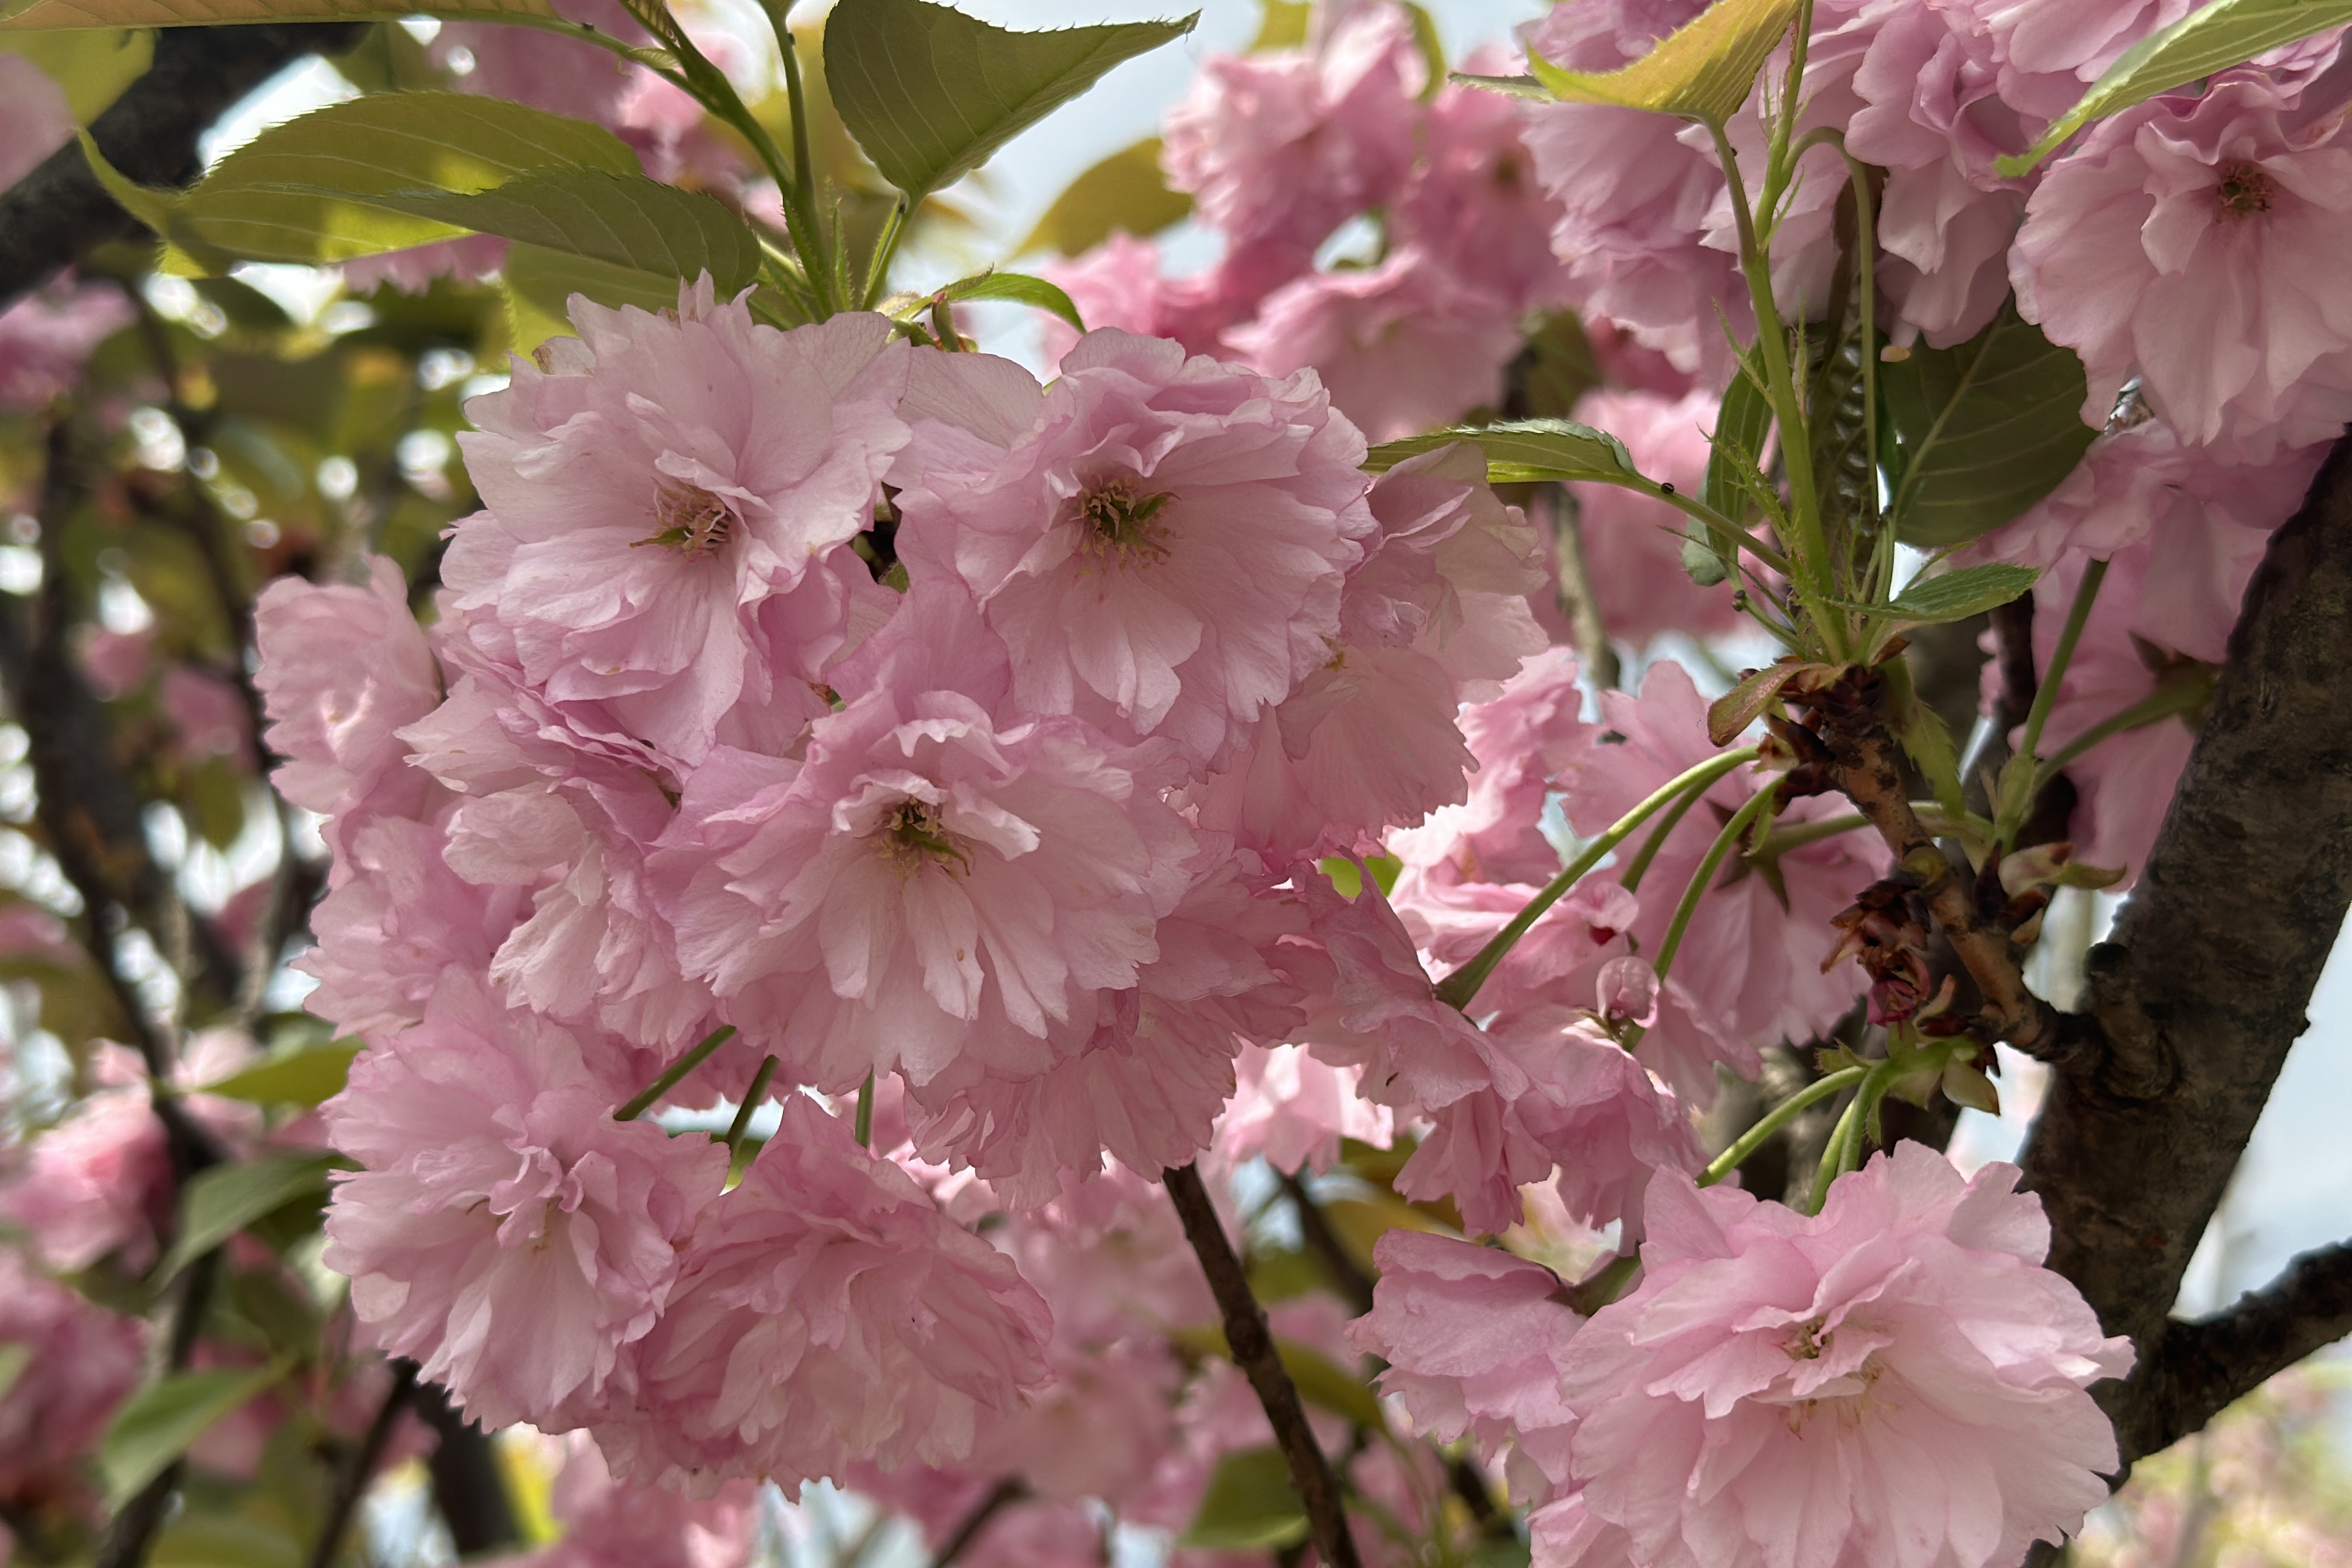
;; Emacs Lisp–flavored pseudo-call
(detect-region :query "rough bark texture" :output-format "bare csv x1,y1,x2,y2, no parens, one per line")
2022,434,2352,1466
0,24,363,312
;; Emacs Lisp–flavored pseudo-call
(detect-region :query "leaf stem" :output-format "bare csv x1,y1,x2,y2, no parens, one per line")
725,1054,778,1162
1806,1056,1899,1214
1434,746,1761,1011
1997,556,2108,844
855,1069,877,1149
1651,782,1779,986
614,1024,737,1121
2031,668,2211,797
1702,1064,1868,1186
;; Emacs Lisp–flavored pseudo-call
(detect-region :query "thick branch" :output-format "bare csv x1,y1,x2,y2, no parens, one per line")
2022,434,2352,1464
413,1380,522,1556
0,24,363,311
1163,1162,1362,1568
306,1360,419,1568
2122,1243,2352,1463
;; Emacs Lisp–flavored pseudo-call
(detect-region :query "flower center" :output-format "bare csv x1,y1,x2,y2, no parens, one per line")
2216,160,2275,218
1076,479,1174,565
881,797,970,876
636,478,735,560
1786,1317,1831,1361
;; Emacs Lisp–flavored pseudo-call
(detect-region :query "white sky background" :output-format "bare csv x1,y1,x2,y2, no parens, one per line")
202,0,2352,1321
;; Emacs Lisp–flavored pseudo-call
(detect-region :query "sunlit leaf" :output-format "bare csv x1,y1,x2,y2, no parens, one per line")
1180,1446,1308,1550
360,170,763,293
2001,0,2352,175
102,1364,284,1509
1,28,150,119
824,0,1198,198
501,240,692,351
197,1040,360,1107
155,1152,338,1284
1881,303,2096,548
923,269,1085,333
1366,418,1642,486
1878,562,2041,625
1527,0,1797,123
1019,136,1191,256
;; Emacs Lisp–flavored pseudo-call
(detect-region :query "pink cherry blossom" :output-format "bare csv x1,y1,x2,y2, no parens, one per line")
1225,247,1529,442
654,635,1194,1095
1161,3,1425,292
434,0,641,125
1390,646,1592,889
1348,1228,1583,1507
1041,233,1248,362
894,327,1373,769
342,234,508,296
0,1049,170,1273
505,1434,759,1568
0,1248,145,1519
1553,1144,2131,1568
593,1095,1052,1490
1558,390,1745,648
1189,443,1545,863
443,284,909,769
0,281,131,412
322,975,727,1430
1219,1042,1392,1175
2012,72,2352,461
1393,63,1572,316
1975,0,2202,120
0,54,72,190
1556,662,1885,1092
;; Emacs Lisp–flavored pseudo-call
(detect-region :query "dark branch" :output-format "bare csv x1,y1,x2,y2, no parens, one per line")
413,1380,522,1556
306,1360,419,1568
0,24,365,312
929,1478,1027,1568
2119,1242,2352,1464
1163,1162,1363,1568
94,1251,221,1568
2022,433,2352,1465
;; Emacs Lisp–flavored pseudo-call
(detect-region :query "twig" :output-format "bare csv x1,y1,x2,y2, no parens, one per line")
305,1360,419,1568
929,1478,1026,1568
412,1379,521,1555
94,1250,222,1568
1163,1163,1362,1568
1278,1171,1374,1314
1544,489,1620,690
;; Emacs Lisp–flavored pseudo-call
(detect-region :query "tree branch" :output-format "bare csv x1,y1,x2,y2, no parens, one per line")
306,1360,419,1568
2121,1242,2352,1464
0,24,365,312
2022,433,2352,1465
412,1380,522,1556
1163,1162,1362,1568
929,1478,1026,1568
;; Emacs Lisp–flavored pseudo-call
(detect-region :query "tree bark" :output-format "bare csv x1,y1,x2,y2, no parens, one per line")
2021,433,2352,1466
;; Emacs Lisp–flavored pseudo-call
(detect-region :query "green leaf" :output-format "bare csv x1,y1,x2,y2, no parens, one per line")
155,1153,338,1284
96,91,638,269
358,170,764,293
1251,0,1308,51
1019,136,1192,256
2000,0,2352,176
1509,313,1601,422
2,0,552,26
1365,418,1642,486
1528,0,1797,123
2,29,150,119
1880,562,2041,626
197,1040,360,1107
1180,1446,1309,1551
1881,303,2096,548
102,1364,284,1510
1277,1339,1386,1432
0,1343,31,1405
824,0,1198,198
502,240,696,352
1696,348,1773,584
924,270,1085,334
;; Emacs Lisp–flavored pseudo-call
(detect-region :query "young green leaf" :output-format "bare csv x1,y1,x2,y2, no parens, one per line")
923,270,1087,334
358,170,764,294
1694,346,1772,584
2000,0,2352,176
2,0,552,25
88,91,638,268
1707,660,1806,747
1880,303,2096,549
1018,136,1192,256
824,0,1198,199
1527,0,1797,123
196,1040,360,1107
1180,1446,1309,1551
1,29,150,118
503,241,701,351
153,1152,338,1284
101,1364,285,1509
1364,418,1641,485
1880,562,2040,626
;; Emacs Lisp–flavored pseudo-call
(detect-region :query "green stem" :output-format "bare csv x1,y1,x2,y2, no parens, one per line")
724,1053,778,1158
614,1025,737,1121
1998,557,2109,844
1650,782,1779,986
855,1069,877,1149
1759,811,1868,855
1617,781,1712,895
1433,747,1760,1012
762,0,816,203
1806,1056,1898,1214
863,197,912,309
2031,673,2210,797
1701,1064,1868,1186
1752,0,1816,236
